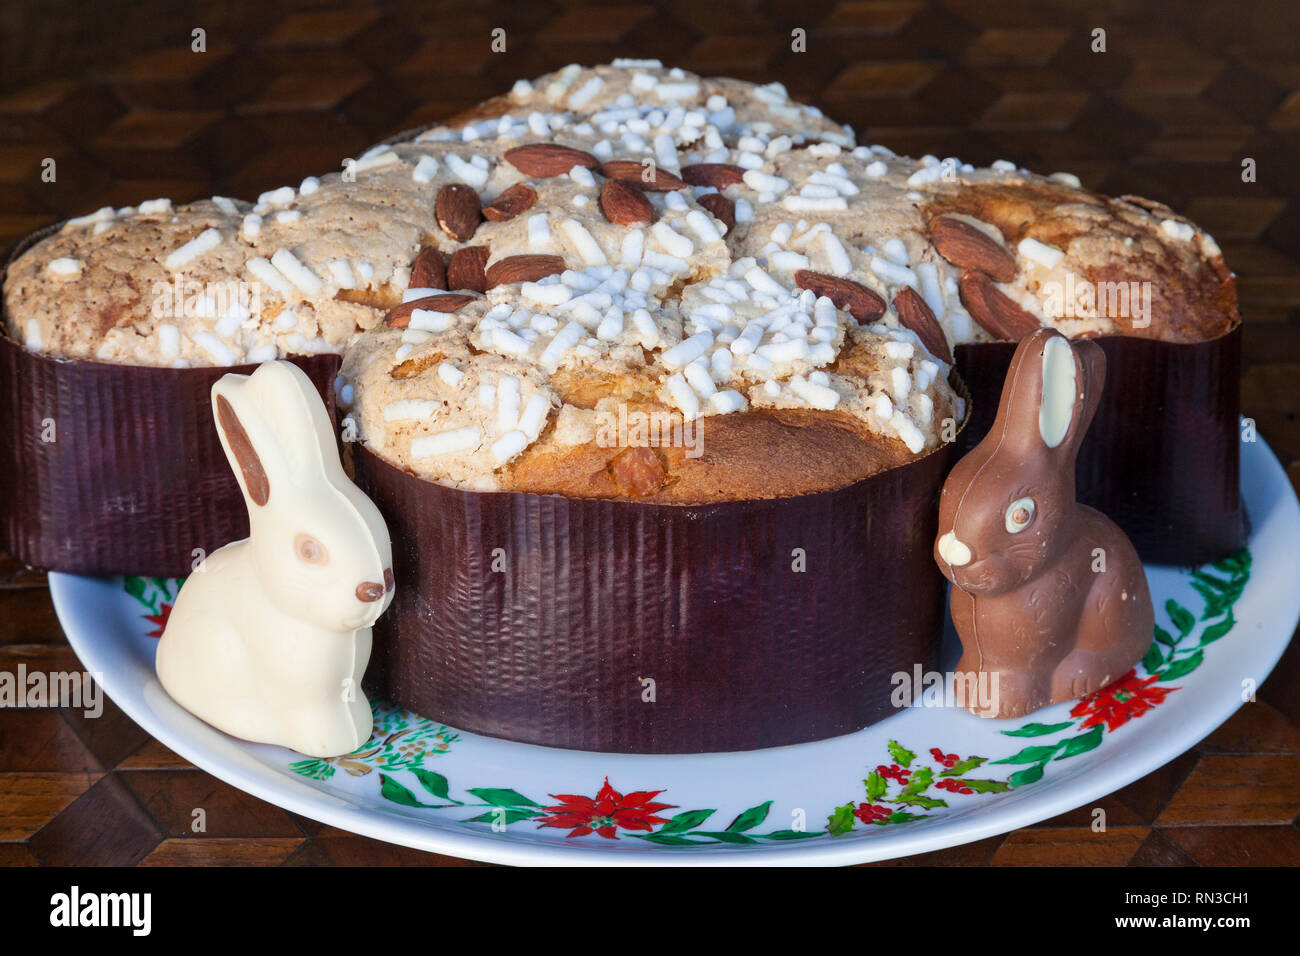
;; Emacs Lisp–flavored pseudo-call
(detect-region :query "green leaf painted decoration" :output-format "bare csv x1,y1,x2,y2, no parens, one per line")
993,743,1063,765
659,809,715,834
888,740,916,768
1153,625,1176,647
827,802,857,836
411,768,458,803
695,830,758,845
1002,721,1077,738
1141,641,1164,672
123,576,152,610
1008,764,1045,787
1192,570,1232,592
900,766,933,795
938,756,987,777
465,788,542,808
636,832,701,846
1055,724,1104,760
726,801,772,832
380,773,429,808
952,778,1011,794
287,757,335,781
761,830,822,840
1158,651,1203,681
1166,599,1195,637
893,793,948,809
1189,580,1221,609
884,811,921,824
1198,612,1235,646
1213,550,1247,573
864,770,887,801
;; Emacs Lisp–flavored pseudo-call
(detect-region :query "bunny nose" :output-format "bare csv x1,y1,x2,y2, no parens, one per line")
356,580,386,602
938,531,972,567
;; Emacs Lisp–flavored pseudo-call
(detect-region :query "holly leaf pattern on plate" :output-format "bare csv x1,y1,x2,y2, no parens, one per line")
887,741,917,768
939,756,987,777
864,770,887,801
827,802,857,836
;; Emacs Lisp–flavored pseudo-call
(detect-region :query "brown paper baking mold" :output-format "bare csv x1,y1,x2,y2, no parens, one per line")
955,325,1245,566
0,332,342,576
353,437,957,755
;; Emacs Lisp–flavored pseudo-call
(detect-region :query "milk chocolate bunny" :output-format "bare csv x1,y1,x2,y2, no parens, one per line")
156,361,394,757
934,329,1154,718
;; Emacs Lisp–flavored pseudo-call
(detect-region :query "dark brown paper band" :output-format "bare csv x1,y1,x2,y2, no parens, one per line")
0,333,341,576
354,440,957,754
955,326,1245,566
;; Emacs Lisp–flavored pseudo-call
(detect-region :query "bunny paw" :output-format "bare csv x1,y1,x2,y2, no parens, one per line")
978,671,1051,719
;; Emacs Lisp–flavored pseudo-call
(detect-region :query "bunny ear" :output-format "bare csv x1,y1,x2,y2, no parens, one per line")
1038,334,1078,449
211,362,343,510
212,376,270,507
985,328,1056,457
984,328,1106,463
1039,334,1105,459
245,361,344,490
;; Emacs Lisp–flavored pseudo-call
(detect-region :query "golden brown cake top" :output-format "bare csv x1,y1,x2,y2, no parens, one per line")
1,61,1237,499
5,61,1233,367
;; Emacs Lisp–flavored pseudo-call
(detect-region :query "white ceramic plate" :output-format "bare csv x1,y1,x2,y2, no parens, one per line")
51,435,1299,866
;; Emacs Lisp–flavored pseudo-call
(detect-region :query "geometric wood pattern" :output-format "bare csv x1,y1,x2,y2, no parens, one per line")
1,0,1297,864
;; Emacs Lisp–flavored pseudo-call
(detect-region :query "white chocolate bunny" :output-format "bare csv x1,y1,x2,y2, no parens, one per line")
156,361,394,757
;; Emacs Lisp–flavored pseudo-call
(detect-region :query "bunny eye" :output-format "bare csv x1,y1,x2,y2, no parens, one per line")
1005,498,1035,533
294,533,329,565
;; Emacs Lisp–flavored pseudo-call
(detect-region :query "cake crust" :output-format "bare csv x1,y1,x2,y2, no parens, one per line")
1,60,1237,503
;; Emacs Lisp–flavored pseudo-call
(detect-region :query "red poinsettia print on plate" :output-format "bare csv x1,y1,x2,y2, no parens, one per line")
1070,669,1176,732
538,777,677,840
123,577,181,638
144,603,173,639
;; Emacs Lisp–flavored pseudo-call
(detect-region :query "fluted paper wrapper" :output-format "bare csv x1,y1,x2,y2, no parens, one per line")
956,326,1245,566
0,333,342,576
355,441,956,754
